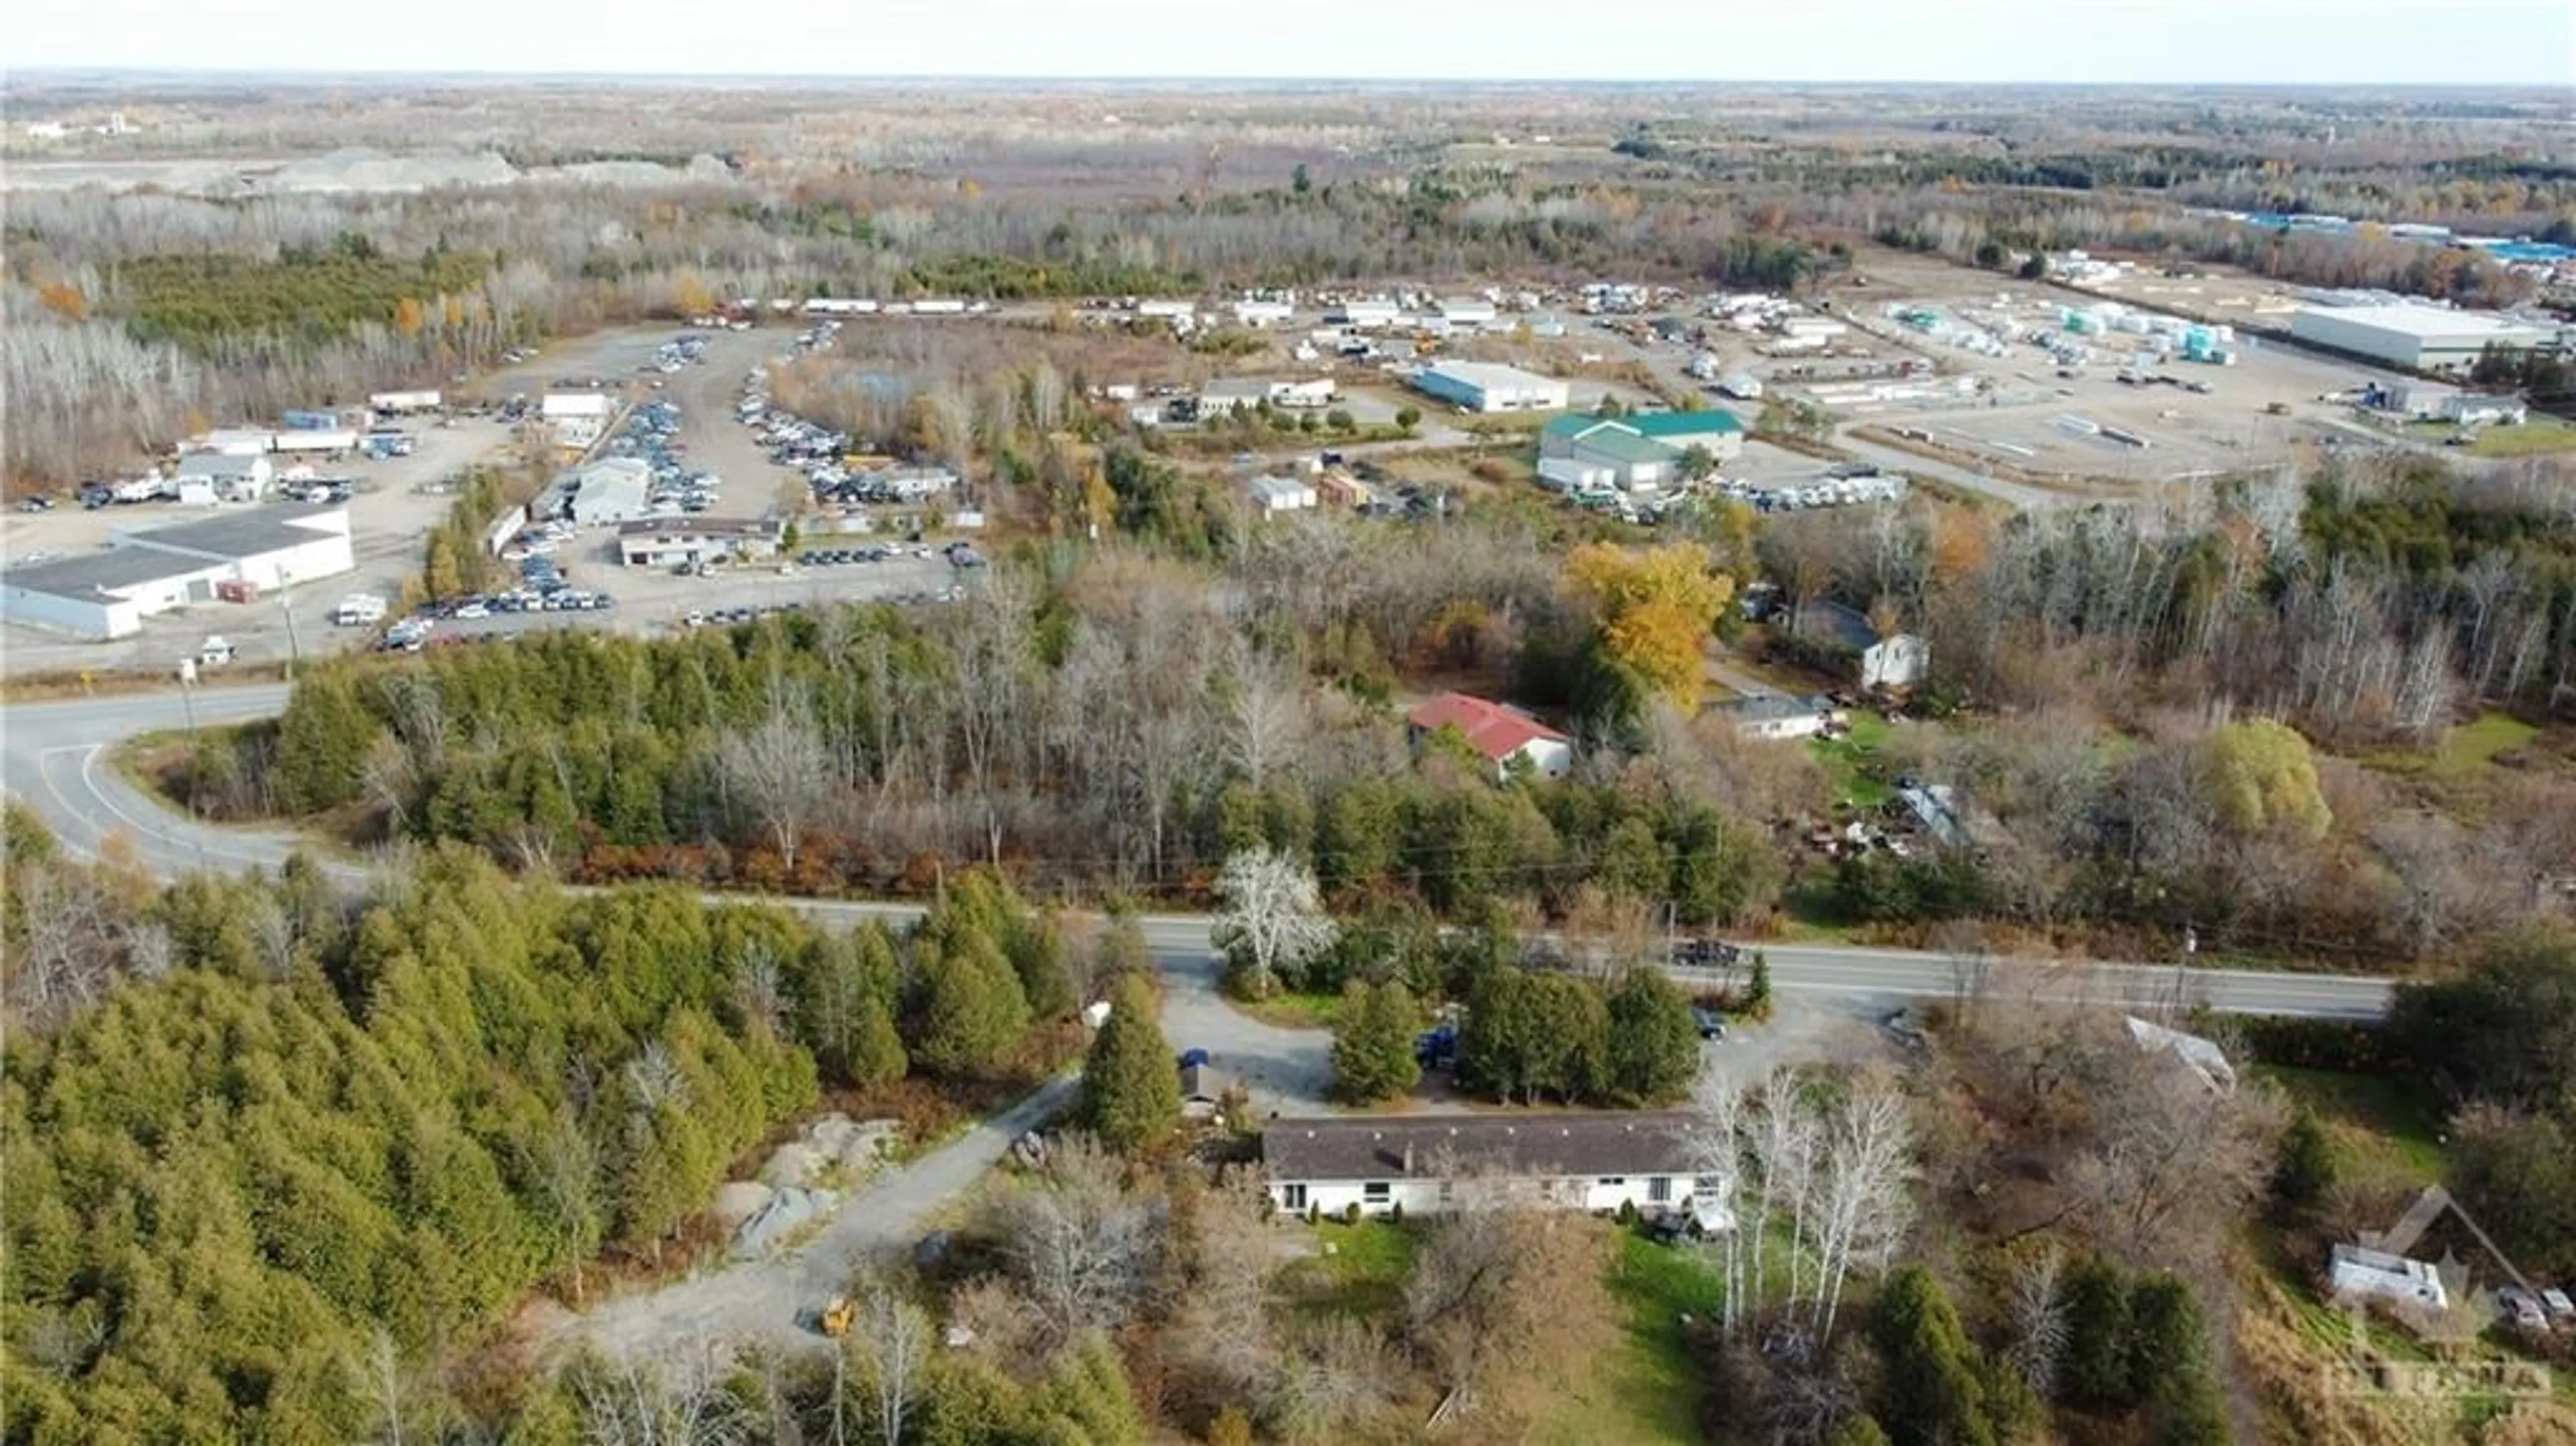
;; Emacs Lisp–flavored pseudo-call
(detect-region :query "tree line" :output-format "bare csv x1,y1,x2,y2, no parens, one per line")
0,810,1083,1441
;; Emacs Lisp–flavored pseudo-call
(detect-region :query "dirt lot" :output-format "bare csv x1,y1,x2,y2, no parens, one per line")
1799,250,2429,485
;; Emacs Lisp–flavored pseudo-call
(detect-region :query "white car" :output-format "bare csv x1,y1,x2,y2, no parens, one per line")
455,602,488,620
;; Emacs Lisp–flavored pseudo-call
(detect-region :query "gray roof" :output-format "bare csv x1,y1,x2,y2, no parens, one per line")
1202,378,1274,399
119,505,345,562
1723,693,1833,724
176,452,266,479
3,547,219,602
1796,600,1883,651
619,516,779,541
1264,1113,1697,1182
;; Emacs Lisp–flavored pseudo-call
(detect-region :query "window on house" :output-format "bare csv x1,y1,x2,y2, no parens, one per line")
1283,1183,1307,1213
1439,1180,1456,1206
1363,1182,1391,1202
1649,1176,1672,1204
1598,1177,1625,1187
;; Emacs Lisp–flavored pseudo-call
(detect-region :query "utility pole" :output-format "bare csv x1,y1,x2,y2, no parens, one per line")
278,567,303,683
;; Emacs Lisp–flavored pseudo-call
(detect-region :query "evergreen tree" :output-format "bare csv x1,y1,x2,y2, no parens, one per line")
1036,1329,1148,1443
1331,979,1423,1105
2270,1107,2337,1220
1870,1265,1997,1446
2128,1274,2230,1445
1826,1415,1894,1446
2059,1256,2135,1409
1743,950,1775,1021
273,667,375,813
1079,974,1181,1154
1604,967,1700,1104
911,930,1032,1078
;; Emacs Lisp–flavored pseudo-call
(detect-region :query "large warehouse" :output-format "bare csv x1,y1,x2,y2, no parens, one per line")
1411,361,1571,414
0,506,356,640
2289,303,2555,373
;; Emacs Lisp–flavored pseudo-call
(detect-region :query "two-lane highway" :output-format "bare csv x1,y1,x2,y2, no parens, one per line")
1,687,2398,1019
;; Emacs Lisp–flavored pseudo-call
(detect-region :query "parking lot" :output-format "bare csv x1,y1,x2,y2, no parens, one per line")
0,414,516,679
378,323,979,651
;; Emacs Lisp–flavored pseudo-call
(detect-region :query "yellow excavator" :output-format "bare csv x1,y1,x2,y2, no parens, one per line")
816,1295,855,1339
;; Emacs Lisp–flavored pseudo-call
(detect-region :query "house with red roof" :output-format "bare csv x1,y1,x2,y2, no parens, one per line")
1405,691,1574,781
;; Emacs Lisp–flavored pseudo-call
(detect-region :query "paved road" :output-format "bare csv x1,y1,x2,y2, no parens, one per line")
1,687,2397,1020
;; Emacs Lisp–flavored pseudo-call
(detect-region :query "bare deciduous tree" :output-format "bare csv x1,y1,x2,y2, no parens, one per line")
1211,846,1336,998
996,1133,1167,1353
847,1269,930,1446
716,673,828,873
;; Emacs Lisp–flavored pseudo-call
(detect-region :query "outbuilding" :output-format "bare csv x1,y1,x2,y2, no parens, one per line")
541,391,617,449
1247,475,1318,516
1719,693,1841,740
173,451,275,502
1411,361,1570,414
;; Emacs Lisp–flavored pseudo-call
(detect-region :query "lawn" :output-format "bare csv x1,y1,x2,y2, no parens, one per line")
2257,1065,2448,1182
1525,1230,1726,1446
1811,711,1899,810
1230,989,1341,1030
2404,414,2576,458
1275,1219,1419,1321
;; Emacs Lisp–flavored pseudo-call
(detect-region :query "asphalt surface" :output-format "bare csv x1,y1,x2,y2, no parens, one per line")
1,683,2397,1021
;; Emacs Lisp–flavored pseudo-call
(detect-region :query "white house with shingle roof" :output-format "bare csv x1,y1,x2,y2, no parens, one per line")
1263,1113,1702,1219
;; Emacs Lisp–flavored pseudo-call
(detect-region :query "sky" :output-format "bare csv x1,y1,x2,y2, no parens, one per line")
11,0,2575,87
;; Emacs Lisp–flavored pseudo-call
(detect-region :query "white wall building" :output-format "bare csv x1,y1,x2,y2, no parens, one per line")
1719,694,1841,740
562,457,652,526
1265,1114,1703,1221
541,391,616,449
1246,475,1318,516
1329,298,1403,330
1232,299,1295,328
2290,303,2554,372
1,507,355,641
617,517,782,568
173,452,275,501
2329,1243,2451,1314
1412,361,1570,414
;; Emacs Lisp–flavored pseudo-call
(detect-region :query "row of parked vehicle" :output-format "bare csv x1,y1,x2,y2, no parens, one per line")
641,333,710,376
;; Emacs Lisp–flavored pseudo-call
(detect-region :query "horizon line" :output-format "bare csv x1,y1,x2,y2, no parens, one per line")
8,67,2570,93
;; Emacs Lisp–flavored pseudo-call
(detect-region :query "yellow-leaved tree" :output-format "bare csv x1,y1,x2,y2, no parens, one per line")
2205,718,2332,842
1565,542,1733,710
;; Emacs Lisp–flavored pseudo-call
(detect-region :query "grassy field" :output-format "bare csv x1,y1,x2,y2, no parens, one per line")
2407,414,2576,458
1522,1229,1727,1446
2259,1065,2449,1180
1276,1219,1419,1321
1231,989,1342,1030
1811,711,1899,809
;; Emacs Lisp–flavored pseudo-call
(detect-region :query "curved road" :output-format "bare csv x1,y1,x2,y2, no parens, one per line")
3,685,2394,1021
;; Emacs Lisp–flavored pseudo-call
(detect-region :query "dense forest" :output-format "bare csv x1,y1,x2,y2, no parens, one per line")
0,810,1087,1441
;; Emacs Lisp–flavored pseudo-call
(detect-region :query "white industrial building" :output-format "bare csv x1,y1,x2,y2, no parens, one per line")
1411,360,1570,414
0,507,356,641
617,517,782,568
173,452,275,502
1232,299,1295,328
1328,298,1403,330
1265,1114,1703,1221
2290,303,2555,373
541,392,616,449
561,457,653,526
